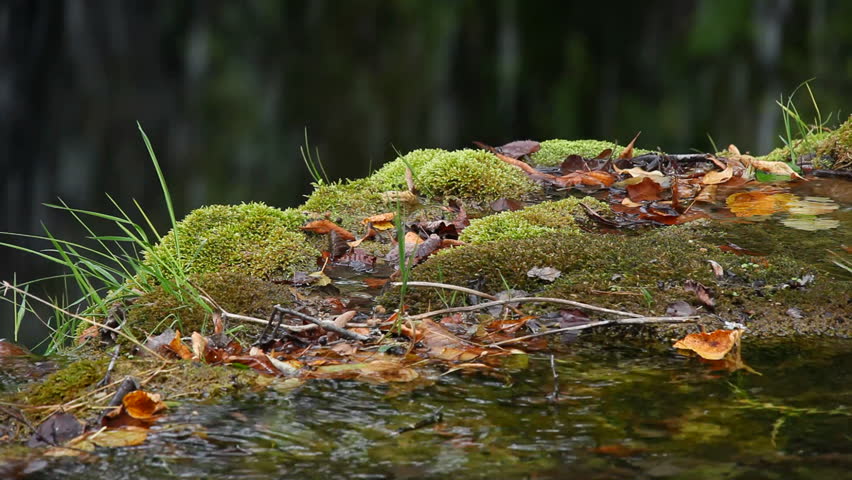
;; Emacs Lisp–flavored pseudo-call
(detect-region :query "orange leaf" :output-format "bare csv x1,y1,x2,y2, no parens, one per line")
300,220,356,240
122,391,167,419
167,330,193,360
626,177,662,202
673,329,742,360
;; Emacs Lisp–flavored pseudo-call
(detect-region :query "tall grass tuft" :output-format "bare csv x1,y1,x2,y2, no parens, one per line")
1,124,206,352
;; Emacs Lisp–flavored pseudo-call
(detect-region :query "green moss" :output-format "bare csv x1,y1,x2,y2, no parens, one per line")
815,115,852,170
763,130,833,163
418,149,537,202
459,196,606,244
126,271,291,340
395,223,849,337
18,359,106,406
530,139,653,167
148,202,318,280
371,148,447,190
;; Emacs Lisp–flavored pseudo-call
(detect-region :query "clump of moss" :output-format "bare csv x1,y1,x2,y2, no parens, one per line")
126,271,291,340
371,148,447,190
763,130,833,164
148,202,318,280
18,359,106,406
815,115,852,170
459,196,606,244
530,139,653,166
418,149,537,202
393,223,849,337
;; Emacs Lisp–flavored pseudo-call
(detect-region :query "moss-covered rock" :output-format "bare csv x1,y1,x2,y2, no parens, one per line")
16,359,106,406
393,223,850,337
418,149,537,202
459,196,607,244
763,130,833,164
148,202,318,280
815,115,852,170
126,271,291,340
530,139,653,167
371,148,447,190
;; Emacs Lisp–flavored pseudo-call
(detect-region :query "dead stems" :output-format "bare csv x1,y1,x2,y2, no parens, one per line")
489,315,697,346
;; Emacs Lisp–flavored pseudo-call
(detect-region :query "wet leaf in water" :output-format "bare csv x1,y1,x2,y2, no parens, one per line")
781,216,840,231
726,192,796,217
673,329,742,360
785,196,839,215
312,360,419,383
87,427,149,448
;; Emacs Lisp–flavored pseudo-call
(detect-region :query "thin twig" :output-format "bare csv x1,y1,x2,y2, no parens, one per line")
489,316,697,346
273,305,371,342
391,281,498,301
403,296,642,321
219,310,376,331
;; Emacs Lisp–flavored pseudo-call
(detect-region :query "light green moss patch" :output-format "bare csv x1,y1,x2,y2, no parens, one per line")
418,149,537,202
763,130,833,163
530,139,654,167
149,202,318,280
17,359,106,406
371,148,447,190
459,196,607,244
815,115,852,170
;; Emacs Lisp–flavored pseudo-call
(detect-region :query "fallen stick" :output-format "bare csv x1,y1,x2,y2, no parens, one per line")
220,310,376,331
273,305,371,342
489,316,697,346
392,281,498,301
401,296,643,320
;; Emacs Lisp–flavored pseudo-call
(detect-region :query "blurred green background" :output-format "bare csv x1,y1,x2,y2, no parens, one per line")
1,0,851,345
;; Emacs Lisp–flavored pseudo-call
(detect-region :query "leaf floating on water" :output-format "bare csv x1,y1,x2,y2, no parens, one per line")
726,192,796,217
122,390,167,420
781,216,840,231
673,329,742,360
785,196,839,216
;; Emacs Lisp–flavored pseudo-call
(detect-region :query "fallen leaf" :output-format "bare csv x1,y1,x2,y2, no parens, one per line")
726,192,796,217
781,216,840,231
167,330,193,360
618,132,641,159
701,166,734,185
626,177,663,202
381,190,419,205
191,332,208,361
707,260,724,279
526,266,562,282
684,280,715,308
498,140,541,158
122,390,167,420
300,220,356,240
490,198,525,212
673,329,743,360
363,212,395,230
0,339,30,357
87,427,149,448
27,413,83,447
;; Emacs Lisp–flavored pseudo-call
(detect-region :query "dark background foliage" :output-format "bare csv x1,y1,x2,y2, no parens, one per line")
1,0,850,343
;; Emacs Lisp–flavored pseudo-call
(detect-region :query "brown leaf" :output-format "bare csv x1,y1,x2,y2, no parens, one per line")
497,140,541,158
673,329,742,360
300,220,356,240
626,177,663,202
28,413,83,447
490,198,525,212
167,330,193,360
618,132,641,159
683,280,715,308
701,166,734,185
0,339,30,357
495,152,541,176
191,332,208,361
122,390,167,419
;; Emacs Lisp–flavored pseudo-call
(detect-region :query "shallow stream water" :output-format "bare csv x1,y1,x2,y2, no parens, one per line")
13,338,851,480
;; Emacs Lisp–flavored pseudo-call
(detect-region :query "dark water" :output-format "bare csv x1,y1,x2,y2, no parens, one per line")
12,339,850,480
